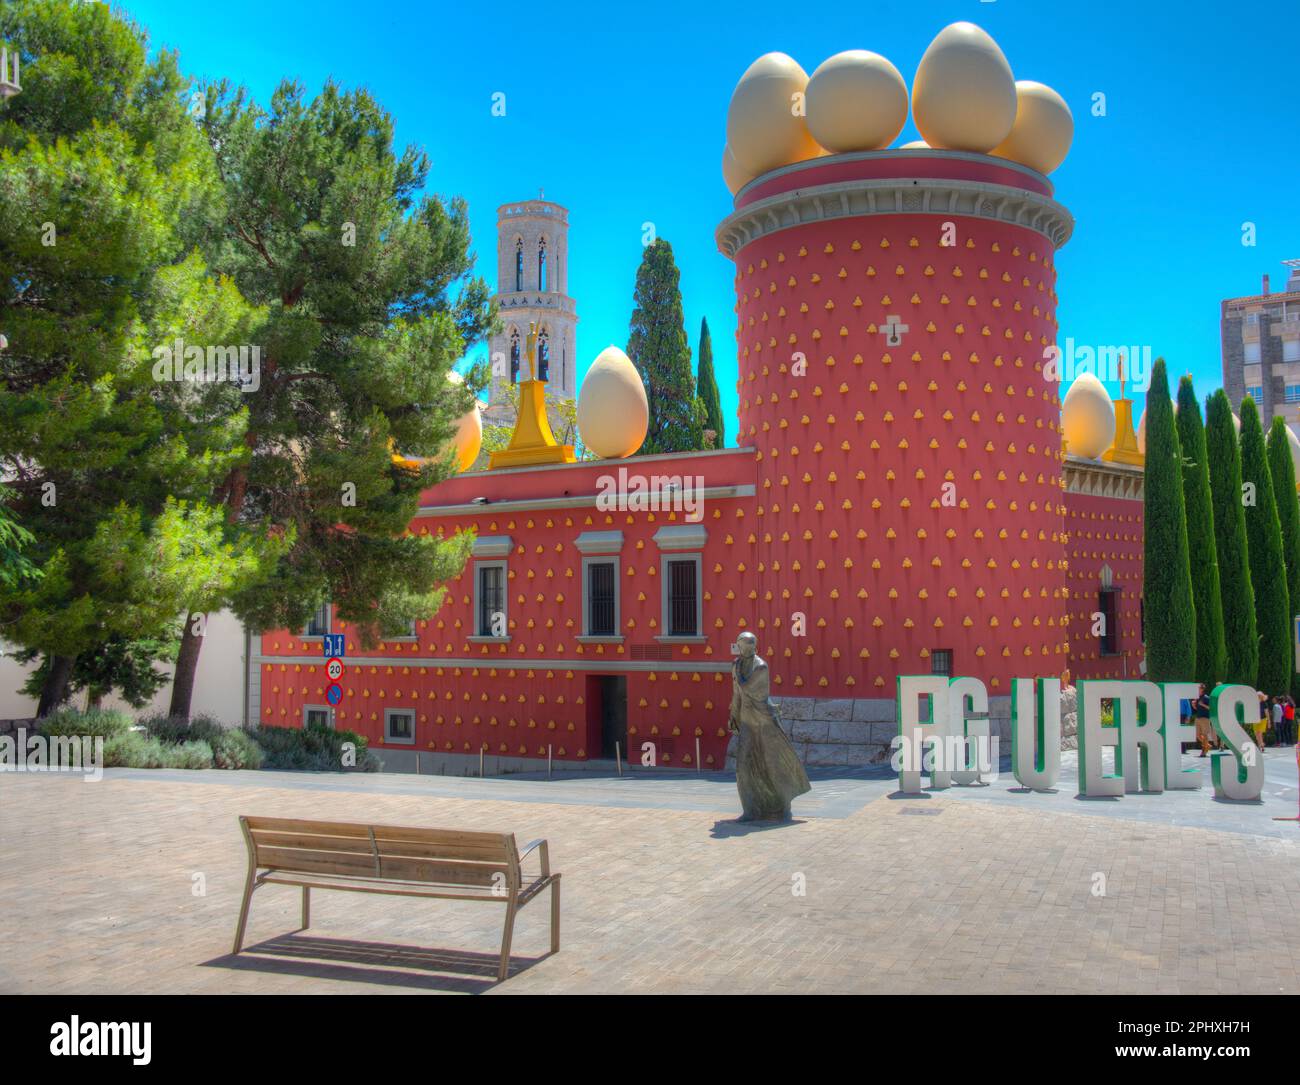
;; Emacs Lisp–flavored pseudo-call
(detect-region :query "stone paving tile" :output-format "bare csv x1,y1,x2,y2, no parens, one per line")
1,771,1299,994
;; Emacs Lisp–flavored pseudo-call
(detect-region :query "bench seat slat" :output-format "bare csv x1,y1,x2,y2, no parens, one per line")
245,817,511,849
250,831,511,864
258,870,555,903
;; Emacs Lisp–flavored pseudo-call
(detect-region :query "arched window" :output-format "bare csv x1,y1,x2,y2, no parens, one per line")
538,329,550,382
538,238,547,292
514,239,523,292
509,329,521,383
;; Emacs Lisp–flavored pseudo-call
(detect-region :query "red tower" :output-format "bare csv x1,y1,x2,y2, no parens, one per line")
716,150,1075,698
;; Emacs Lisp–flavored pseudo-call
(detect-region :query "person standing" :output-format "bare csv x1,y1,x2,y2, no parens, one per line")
1285,696,1297,746
1192,684,1214,757
1273,696,1284,745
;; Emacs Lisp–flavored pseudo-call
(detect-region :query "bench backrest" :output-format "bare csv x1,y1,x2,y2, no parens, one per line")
241,816,521,891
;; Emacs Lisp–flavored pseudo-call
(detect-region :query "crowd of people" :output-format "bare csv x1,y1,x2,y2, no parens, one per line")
1186,685,1297,756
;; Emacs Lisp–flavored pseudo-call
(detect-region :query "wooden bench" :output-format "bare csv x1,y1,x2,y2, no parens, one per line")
232,816,560,981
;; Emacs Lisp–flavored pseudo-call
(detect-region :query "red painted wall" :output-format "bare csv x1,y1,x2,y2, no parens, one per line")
728,157,1069,695
1063,491,1145,680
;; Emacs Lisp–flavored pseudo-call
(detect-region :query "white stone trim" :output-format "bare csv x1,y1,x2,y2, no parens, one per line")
717,173,1074,257
471,535,512,557
574,530,624,555
253,652,730,674
652,524,708,551
419,484,754,517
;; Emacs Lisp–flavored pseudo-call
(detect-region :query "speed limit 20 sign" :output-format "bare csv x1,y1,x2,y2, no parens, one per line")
325,657,344,682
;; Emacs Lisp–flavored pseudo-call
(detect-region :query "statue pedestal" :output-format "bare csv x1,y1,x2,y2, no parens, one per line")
489,378,575,469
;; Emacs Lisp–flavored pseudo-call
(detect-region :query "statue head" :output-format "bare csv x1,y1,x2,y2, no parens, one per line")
736,631,758,659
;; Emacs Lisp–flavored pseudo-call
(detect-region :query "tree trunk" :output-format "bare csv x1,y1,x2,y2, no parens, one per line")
168,614,205,721
36,654,76,718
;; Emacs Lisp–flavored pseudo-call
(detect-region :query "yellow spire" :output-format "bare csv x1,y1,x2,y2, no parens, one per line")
489,321,576,469
1103,351,1144,467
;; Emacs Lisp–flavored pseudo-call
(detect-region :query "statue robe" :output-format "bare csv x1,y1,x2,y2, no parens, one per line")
730,655,811,820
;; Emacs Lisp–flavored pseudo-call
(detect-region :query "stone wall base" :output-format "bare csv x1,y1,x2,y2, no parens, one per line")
725,697,1014,769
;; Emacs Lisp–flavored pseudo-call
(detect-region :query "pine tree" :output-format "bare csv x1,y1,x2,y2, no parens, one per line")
1141,359,1196,680
1174,377,1226,687
696,317,724,449
1266,417,1300,700
160,75,496,717
626,239,704,453
1205,390,1257,685
1239,398,1292,695
0,0,275,714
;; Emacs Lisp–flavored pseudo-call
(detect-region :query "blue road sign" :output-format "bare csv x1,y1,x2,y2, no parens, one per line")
323,633,345,658
326,682,343,706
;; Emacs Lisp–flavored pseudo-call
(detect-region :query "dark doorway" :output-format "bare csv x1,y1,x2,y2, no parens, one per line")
593,675,627,760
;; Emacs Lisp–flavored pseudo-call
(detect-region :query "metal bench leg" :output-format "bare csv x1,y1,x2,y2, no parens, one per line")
550,875,561,954
232,870,257,954
498,898,518,982
301,886,310,930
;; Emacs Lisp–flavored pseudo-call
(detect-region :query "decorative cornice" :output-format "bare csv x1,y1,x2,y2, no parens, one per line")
716,175,1074,258
416,483,756,517
1063,454,1144,501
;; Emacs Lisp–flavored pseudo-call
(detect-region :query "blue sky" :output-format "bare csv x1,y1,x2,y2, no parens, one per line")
122,0,1299,442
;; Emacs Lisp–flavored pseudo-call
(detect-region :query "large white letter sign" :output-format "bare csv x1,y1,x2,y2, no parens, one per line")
1077,680,1124,797
1160,683,1201,791
1114,681,1165,793
1011,677,1060,791
948,676,991,785
896,675,949,794
1209,684,1264,801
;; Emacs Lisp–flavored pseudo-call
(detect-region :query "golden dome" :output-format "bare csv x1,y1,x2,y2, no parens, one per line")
1062,373,1116,460
805,50,908,152
990,81,1073,174
577,346,648,459
725,53,822,178
911,22,1016,153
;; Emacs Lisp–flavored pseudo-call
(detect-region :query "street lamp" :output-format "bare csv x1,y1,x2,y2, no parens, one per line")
0,45,21,100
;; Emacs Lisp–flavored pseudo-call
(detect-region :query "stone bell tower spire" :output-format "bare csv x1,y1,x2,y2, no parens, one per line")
482,199,579,428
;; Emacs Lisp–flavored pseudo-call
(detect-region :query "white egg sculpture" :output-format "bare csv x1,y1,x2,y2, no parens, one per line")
900,139,931,149
447,370,482,472
725,53,822,178
805,50,908,152
1062,372,1116,459
577,346,649,459
911,22,1017,153
1285,424,1300,483
990,81,1074,174
722,144,754,195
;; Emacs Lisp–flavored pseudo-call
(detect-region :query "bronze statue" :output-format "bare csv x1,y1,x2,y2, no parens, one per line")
727,631,811,821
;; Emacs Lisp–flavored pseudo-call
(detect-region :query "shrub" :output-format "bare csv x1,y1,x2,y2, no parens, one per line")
139,712,227,747
211,728,264,770
104,732,214,769
248,723,380,772
37,707,132,740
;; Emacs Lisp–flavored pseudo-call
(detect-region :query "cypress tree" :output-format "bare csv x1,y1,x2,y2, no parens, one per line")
1240,399,1292,694
696,317,725,449
1266,417,1300,700
626,239,704,453
1174,377,1226,687
1205,390,1257,684
1141,359,1196,680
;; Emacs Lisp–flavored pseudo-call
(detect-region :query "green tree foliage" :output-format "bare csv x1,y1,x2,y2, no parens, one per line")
18,630,179,709
0,485,39,589
1174,377,1226,687
1239,398,1291,694
0,0,275,714
696,317,724,449
1205,390,1257,685
160,75,496,714
626,239,703,453
1266,417,1300,700
1141,359,1195,681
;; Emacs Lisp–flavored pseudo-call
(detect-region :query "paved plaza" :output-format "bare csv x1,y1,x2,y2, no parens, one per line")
2,751,1300,994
